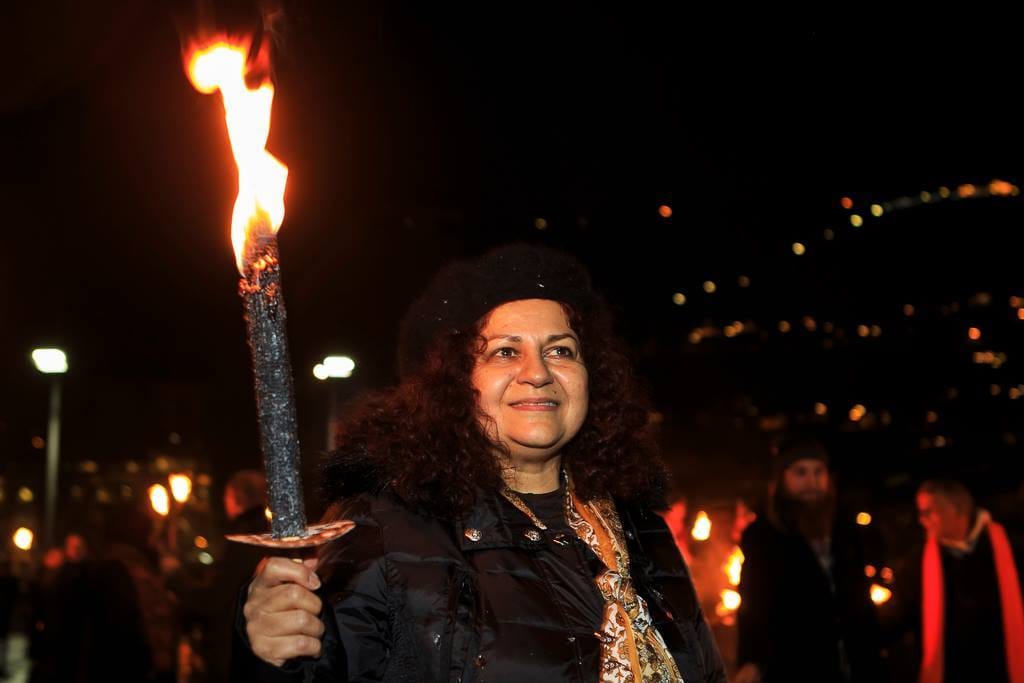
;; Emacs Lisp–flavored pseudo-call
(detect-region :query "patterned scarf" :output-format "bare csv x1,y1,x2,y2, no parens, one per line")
563,478,684,683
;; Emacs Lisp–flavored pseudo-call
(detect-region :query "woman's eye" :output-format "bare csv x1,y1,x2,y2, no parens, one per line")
548,346,576,358
493,347,517,358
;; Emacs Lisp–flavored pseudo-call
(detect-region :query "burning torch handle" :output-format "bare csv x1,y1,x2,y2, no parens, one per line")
241,236,307,539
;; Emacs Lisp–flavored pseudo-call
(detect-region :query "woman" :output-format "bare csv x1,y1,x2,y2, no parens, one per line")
239,245,725,682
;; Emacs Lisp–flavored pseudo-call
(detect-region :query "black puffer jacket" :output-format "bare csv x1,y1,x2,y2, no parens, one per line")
241,488,726,682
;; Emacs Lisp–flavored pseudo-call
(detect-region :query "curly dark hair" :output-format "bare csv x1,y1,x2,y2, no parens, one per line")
321,297,668,518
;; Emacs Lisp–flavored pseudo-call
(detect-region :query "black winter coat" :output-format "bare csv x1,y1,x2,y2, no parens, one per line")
736,516,883,683
239,488,726,682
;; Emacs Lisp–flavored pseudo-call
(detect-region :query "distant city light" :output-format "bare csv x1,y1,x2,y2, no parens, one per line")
198,552,214,565
658,204,673,218
18,487,33,503
920,191,932,203
856,512,872,526
849,404,867,422
903,304,915,317
850,214,864,227
840,197,853,210
195,536,209,549
865,565,877,578
703,281,717,294
778,320,792,333
814,402,828,416
870,204,883,217
823,228,835,240
737,275,751,288
672,292,687,306
968,327,982,341
792,242,806,256
533,217,548,230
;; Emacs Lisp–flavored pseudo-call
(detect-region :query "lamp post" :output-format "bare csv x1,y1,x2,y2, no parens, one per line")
313,355,355,450
31,348,68,549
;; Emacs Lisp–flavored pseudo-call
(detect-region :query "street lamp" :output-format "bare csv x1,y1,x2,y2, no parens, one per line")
313,355,355,449
31,347,68,549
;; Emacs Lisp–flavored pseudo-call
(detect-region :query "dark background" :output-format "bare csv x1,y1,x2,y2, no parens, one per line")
4,3,1024,535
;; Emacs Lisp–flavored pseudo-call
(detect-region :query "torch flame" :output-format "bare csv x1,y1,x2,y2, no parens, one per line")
870,583,892,605
186,37,288,275
691,510,712,541
725,546,745,586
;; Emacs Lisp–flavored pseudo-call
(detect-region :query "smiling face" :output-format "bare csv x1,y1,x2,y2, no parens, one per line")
471,299,589,468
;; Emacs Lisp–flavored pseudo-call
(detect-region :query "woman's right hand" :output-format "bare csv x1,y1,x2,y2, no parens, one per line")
243,557,325,667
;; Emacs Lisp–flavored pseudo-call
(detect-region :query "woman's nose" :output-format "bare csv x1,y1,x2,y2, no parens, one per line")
518,349,553,386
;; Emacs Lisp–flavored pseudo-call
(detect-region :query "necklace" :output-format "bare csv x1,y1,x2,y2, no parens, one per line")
500,486,550,529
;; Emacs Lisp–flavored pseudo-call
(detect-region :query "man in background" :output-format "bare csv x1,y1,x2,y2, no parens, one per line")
734,437,881,682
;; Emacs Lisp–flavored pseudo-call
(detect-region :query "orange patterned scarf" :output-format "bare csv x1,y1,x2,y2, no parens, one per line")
564,480,684,683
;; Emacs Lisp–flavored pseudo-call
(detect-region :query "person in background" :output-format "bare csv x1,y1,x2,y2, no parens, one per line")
208,469,271,681
907,479,1024,683
734,436,881,683
0,551,18,679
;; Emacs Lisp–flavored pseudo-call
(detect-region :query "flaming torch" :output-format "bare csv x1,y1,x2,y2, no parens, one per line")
185,35,350,547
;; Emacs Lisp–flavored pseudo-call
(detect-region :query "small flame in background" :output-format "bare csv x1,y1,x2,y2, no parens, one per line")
870,583,892,605
691,510,712,541
186,36,288,275
725,546,745,587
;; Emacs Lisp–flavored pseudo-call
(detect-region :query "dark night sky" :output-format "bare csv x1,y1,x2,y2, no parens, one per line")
4,3,1024,517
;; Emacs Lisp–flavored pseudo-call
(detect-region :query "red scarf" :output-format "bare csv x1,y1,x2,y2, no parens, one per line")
920,520,1024,683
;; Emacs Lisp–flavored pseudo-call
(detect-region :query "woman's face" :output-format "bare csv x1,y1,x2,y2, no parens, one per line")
472,299,589,465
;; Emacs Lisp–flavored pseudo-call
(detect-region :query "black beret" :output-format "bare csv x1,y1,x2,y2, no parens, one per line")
397,244,599,378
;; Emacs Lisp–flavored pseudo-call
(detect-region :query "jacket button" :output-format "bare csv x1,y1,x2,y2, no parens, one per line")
464,528,482,542
524,529,542,542
474,654,486,667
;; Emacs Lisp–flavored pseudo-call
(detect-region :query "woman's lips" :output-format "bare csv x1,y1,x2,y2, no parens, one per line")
509,399,560,411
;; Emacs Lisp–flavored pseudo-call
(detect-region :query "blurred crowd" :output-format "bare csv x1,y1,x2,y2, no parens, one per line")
2,448,1022,682
0,470,270,682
